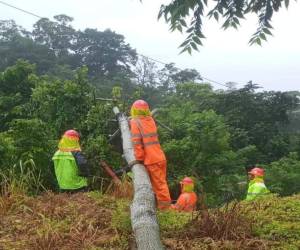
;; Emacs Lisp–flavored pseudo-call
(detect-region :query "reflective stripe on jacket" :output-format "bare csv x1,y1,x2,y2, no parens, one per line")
171,192,197,212
245,179,270,201
52,150,88,190
130,116,166,165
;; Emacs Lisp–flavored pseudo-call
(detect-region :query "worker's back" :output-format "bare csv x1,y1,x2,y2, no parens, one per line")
52,150,88,190
130,116,166,165
172,192,197,212
246,178,269,201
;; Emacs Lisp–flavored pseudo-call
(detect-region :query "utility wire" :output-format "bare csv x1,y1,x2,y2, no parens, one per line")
0,0,231,88
0,0,43,19
139,54,229,87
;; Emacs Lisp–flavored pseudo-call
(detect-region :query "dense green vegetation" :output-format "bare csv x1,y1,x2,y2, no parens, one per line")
0,16,300,207
244,194,300,249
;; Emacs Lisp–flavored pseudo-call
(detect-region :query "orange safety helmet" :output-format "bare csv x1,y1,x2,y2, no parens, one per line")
248,167,264,177
180,177,194,185
132,100,149,110
59,129,81,152
180,177,194,193
131,99,151,117
64,129,80,139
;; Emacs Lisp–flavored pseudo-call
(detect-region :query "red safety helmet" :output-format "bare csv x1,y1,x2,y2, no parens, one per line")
180,177,194,185
64,129,80,139
248,167,264,177
131,99,149,110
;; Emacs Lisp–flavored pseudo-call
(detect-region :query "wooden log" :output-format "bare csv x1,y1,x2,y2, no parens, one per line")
100,160,121,185
113,107,163,250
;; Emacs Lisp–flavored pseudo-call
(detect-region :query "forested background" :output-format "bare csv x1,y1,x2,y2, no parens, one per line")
1,15,300,206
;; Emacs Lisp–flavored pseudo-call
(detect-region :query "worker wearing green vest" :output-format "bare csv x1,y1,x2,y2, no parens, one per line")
246,167,270,201
52,130,91,192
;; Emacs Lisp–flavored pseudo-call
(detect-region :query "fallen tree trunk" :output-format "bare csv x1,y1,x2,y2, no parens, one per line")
100,160,121,185
113,107,164,250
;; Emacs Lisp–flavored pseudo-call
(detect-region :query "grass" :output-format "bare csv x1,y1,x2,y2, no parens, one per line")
165,194,300,250
1,178,300,250
0,159,46,196
242,194,300,249
162,203,269,250
0,191,127,250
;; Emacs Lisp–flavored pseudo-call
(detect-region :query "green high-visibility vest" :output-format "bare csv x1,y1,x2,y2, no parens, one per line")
52,150,88,190
245,178,270,201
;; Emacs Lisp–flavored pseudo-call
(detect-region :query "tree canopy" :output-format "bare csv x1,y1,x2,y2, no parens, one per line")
0,15,137,79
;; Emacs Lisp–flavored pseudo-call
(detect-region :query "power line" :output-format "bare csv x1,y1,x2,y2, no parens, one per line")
0,0,230,88
139,54,229,87
0,0,43,19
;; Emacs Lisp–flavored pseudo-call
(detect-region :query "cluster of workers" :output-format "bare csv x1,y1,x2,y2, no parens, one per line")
52,99,270,212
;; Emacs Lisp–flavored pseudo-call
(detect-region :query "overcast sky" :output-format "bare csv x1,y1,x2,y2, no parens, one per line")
0,0,299,91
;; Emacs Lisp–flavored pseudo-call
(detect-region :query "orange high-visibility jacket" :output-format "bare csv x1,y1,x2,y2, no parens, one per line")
171,192,197,212
130,116,166,165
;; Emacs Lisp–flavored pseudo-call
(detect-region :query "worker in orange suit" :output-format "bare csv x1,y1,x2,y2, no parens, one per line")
171,177,197,212
130,99,171,209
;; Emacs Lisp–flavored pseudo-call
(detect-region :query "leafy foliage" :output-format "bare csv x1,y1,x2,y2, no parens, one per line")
265,152,300,196
214,82,298,161
157,0,295,52
0,17,300,204
160,108,246,204
0,60,129,193
0,60,36,131
31,67,93,134
0,13,300,250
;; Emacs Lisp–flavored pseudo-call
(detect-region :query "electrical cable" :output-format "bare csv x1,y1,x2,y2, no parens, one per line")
139,54,229,87
0,0,43,19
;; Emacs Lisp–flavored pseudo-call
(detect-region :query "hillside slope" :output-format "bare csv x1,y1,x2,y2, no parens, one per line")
0,192,299,249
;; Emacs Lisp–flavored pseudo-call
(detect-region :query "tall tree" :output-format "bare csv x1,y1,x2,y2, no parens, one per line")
134,56,158,87
0,20,56,74
31,67,93,134
75,28,137,78
0,16,138,79
157,63,202,92
215,82,298,160
32,15,77,59
0,60,36,131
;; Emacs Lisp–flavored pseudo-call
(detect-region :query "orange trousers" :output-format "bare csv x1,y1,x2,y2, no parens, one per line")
146,161,171,209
